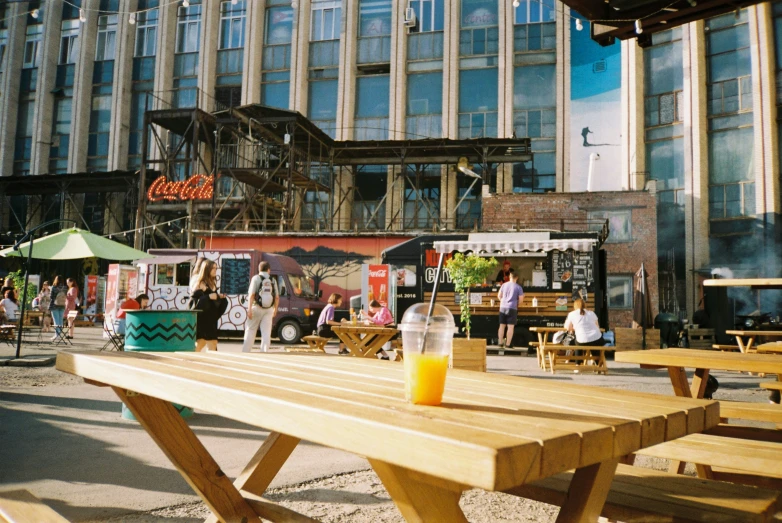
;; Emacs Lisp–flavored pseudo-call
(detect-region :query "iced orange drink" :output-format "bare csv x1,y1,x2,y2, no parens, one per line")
404,352,449,405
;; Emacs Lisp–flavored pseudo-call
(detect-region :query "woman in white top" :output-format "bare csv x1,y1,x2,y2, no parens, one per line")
0,289,19,322
564,298,604,346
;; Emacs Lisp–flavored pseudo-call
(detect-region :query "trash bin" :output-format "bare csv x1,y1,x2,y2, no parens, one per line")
121,309,197,420
654,313,681,348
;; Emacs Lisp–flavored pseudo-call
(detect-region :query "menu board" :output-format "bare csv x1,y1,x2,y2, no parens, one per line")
571,252,593,290
221,258,252,295
550,250,573,284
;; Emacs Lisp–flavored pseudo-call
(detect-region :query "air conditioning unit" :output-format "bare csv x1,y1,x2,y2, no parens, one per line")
403,7,416,28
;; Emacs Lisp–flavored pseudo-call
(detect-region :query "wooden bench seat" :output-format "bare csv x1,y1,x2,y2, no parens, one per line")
761,382,782,392
758,342,782,354
291,335,328,353
505,463,782,523
719,400,782,425
637,432,782,488
0,490,69,523
540,345,629,375
711,344,742,351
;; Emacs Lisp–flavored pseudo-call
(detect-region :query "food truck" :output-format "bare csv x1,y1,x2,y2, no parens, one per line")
382,231,608,347
136,249,323,343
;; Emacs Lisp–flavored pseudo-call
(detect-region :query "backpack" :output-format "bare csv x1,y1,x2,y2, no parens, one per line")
256,275,276,309
53,288,66,307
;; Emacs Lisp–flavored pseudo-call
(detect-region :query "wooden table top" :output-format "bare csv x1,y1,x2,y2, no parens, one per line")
529,326,565,333
726,330,782,337
331,324,398,335
56,350,717,492
616,348,782,375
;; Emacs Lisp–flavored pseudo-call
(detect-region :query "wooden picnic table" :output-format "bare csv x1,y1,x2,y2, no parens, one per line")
56,350,718,523
331,324,397,358
528,326,563,370
725,330,782,353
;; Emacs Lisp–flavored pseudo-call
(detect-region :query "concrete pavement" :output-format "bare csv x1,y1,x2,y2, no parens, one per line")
0,327,774,521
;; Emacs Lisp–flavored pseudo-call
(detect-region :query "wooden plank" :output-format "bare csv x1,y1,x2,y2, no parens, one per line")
506,463,782,523
242,494,320,523
370,460,468,523
554,458,618,523
760,381,782,391
720,400,782,424
0,490,69,523
113,388,258,523
706,423,782,443
703,278,782,288
638,433,782,480
616,348,782,375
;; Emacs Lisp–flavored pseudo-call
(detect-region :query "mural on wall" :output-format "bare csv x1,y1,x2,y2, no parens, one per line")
570,15,623,191
204,236,413,306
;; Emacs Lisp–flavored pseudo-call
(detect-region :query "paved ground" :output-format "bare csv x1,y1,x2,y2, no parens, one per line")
0,327,776,521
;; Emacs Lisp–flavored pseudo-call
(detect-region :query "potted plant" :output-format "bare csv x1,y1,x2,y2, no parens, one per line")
445,253,498,372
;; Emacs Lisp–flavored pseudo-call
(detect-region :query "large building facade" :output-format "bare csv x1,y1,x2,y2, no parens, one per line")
0,0,780,319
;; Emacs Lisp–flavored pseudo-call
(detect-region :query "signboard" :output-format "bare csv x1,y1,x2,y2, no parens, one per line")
367,264,389,308
221,258,251,296
105,265,119,325
147,174,214,202
84,275,99,315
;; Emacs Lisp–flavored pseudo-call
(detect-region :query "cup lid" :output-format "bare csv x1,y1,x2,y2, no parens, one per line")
398,303,455,332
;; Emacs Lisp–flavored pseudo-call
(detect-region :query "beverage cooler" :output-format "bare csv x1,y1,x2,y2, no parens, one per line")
360,264,397,318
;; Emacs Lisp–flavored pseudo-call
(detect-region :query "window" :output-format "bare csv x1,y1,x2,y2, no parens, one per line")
458,68,498,138
359,0,391,37
0,43,5,73
311,0,341,41
308,79,338,120
135,8,158,57
219,0,245,49
265,6,293,45
461,0,498,28
355,75,390,139
607,276,633,309
587,210,632,242
23,25,42,69
276,275,288,296
287,274,314,297
261,71,290,108
176,3,201,53
513,0,554,24
95,15,117,61
59,22,80,65
353,165,387,228
409,0,444,32
406,72,443,138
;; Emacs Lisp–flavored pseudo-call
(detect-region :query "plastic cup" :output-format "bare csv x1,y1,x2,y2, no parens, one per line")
398,303,455,406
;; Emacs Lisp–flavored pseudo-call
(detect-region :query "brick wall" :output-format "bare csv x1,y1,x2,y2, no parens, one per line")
482,190,659,328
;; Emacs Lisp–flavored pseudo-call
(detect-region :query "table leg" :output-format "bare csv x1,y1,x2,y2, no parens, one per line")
113,388,258,523
537,333,546,370
664,367,714,479
555,457,619,523
735,336,749,354
204,432,300,523
369,459,467,523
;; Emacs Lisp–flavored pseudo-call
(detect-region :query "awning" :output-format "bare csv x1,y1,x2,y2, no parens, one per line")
134,254,194,266
433,233,598,254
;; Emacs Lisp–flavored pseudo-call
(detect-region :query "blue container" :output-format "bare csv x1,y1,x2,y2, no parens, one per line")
122,310,197,420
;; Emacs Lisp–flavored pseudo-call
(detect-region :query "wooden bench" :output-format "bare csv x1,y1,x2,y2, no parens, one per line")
0,489,69,523
687,328,716,349
637,432,782,489
507,463,782,523
761,382,782,392
293,335,328,353
758,342,782,354
540,345,633,375
719,400,782,426
711,344,742,351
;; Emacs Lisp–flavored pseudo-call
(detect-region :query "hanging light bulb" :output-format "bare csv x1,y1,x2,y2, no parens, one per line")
635,19,643,34
182,0,190,7
575,18,583,31
512,0,520,7
231,0,238,4
129,12,136,24
79,8,87,23
31,8,39,19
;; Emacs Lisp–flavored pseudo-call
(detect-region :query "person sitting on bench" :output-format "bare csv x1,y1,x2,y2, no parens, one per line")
115,294,150,335
564,298,604,355
365,300,393,360
317,293,348,355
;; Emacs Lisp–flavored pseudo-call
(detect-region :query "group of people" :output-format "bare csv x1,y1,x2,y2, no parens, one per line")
0,276,81,340
316,293,394,359
495,262,603,349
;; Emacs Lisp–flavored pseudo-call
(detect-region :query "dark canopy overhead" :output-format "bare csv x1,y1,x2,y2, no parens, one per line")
571,0,765,46
331,138,532,166
0,170,139,195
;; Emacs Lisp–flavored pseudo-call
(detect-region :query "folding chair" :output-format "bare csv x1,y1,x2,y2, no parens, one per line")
50,313,72,347
101,320,124,352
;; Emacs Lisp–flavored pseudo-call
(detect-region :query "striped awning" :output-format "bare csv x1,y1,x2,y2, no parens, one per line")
433,238,598,254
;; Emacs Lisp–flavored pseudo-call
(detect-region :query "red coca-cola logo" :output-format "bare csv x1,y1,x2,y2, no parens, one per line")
368,269,387,278
147,174,214,202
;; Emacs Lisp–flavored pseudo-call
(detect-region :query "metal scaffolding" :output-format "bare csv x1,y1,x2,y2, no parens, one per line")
135,103,533,248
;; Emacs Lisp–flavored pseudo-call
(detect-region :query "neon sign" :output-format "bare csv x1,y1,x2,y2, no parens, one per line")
147,175,214,202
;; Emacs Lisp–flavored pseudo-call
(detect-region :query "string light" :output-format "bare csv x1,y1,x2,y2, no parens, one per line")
129,12,136,24
182,0,190,7
99,217,188,239
31,8,39,19
635,19,643,34
79,8,86,23
231,0,238,4
512,0,520,7
575,18,583,31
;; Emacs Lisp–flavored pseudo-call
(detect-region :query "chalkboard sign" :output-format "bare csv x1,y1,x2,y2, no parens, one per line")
221,258,252,295
550,250,574,284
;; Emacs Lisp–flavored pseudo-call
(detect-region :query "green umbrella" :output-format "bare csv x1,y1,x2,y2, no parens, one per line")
0,227,150,260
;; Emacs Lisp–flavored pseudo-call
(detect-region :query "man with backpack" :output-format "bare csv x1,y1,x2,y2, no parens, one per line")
242,260,279,352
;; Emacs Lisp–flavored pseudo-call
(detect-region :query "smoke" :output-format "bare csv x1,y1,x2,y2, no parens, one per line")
710,267,734,279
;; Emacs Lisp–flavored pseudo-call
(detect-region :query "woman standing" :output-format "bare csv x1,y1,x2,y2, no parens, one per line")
50,276,68,340
190,259,226,351
64,278,79,339
564,298,604,347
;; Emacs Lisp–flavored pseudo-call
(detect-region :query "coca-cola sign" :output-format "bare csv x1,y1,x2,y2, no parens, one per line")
147,174,214,202
368,268,387,278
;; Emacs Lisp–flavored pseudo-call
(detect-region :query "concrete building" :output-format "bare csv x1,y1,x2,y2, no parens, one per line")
0,0,780,320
